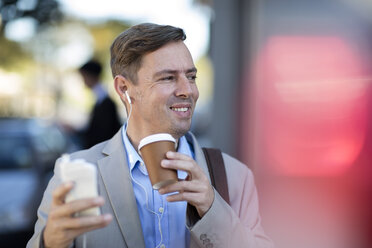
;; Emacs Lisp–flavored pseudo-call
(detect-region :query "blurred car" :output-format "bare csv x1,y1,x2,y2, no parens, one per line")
0,118,77,246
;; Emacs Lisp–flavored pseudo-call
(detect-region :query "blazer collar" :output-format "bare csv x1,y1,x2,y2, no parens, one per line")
185,132,212,184
98,128,146,248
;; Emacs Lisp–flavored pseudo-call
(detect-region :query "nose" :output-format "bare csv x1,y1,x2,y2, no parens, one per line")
175,75,193,98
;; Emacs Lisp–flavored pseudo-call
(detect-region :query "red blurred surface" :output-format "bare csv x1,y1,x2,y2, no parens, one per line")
240,36,372,248
246,36,370,176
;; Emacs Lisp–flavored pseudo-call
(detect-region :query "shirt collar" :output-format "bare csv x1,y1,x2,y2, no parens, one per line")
122,127,143,172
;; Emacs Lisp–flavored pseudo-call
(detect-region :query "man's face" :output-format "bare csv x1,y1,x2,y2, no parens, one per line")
129,41,199,139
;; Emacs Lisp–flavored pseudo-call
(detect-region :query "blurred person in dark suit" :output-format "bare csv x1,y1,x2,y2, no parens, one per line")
78,60,122,149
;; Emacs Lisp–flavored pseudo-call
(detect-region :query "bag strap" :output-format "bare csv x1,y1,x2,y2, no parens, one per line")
202,147,230,205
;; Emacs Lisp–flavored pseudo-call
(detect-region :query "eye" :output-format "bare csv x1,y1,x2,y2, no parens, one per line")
187,75,197,82
161,76,175,81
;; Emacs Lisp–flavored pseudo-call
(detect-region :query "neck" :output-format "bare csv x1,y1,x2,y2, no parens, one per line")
126,124,182,151
125,127,141,152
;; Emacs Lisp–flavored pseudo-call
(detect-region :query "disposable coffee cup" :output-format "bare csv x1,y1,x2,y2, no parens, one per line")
138,133,178,190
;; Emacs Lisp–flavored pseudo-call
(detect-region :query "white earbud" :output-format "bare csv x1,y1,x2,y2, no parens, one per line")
125,91,131,104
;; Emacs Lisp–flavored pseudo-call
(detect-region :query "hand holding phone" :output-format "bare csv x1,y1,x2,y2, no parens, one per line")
58,154,101,216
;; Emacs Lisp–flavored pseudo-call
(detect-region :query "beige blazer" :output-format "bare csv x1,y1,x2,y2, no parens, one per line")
27,130,273,248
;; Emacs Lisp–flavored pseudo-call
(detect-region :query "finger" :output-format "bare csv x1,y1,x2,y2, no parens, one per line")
61,214,112,229
165,151,193,161
59,215,112,243
72,217,112,237
52,182,74,206
158,180,202,195
51,197,104,218
161,159,199,176
165,191,201,205
167,191,214,217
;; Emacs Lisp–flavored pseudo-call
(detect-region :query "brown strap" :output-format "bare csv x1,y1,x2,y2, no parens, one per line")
202,148,230,204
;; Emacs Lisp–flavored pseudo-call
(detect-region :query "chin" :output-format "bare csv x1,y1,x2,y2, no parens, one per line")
170,126,190,139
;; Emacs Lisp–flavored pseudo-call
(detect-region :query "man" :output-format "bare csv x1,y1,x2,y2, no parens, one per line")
27,23,273,248
78,60,121,149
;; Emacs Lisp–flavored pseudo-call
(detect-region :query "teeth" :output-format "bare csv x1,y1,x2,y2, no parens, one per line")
172,107,188,112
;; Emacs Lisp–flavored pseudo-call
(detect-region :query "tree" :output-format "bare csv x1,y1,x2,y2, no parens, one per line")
0,0,63,35
0,0,63,69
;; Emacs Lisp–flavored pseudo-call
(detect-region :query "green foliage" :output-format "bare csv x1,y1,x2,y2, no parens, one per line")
0,0,63,69
0,0,63,34
86,20,130,79
88,21,130,61
0,33,31,69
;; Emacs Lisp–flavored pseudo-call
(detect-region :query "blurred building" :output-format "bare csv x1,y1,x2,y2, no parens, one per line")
209,0,372,247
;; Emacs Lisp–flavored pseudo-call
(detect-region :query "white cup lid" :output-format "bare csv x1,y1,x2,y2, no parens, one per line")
138,133,176,151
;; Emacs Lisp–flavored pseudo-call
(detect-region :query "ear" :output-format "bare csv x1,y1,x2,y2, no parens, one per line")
114,75,129,97
114,75,133,109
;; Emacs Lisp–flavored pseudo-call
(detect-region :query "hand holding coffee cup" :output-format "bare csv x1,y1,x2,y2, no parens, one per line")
138,133,178,190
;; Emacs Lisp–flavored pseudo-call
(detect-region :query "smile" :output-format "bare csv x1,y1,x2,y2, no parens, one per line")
171,107,189,112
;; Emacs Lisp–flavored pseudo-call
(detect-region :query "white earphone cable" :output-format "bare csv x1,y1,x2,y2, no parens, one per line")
124,98,132,134
125,98,164,248
129,167,164,248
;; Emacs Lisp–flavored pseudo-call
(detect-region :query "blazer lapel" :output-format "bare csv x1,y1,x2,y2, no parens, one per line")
185,132,212,183
97,130,145,248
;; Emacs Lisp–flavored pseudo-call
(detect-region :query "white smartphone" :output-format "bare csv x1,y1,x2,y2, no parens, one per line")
58,154,101,217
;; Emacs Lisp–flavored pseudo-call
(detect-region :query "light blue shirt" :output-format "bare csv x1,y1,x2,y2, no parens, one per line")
122,128,193,248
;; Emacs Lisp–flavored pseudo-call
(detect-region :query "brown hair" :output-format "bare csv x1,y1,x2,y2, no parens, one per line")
110,23,186,83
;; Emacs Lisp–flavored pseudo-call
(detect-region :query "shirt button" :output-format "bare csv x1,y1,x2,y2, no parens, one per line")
160,245,165,248
203,238,210,245
159,207,164,213
140,162,144,167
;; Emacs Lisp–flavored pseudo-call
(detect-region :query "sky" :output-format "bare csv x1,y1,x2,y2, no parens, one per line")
58,0,211,60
